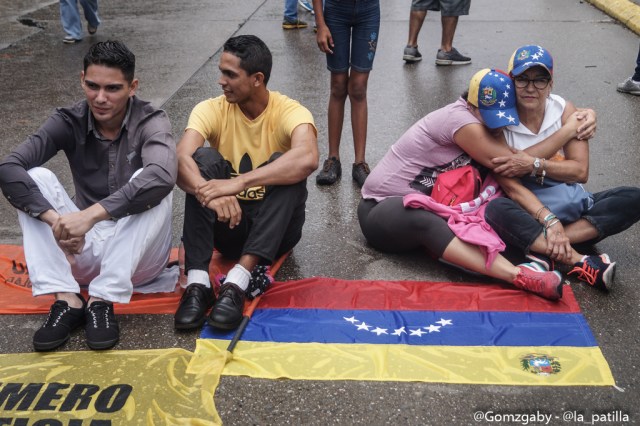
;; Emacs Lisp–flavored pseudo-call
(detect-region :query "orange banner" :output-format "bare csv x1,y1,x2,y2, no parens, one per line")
0,244,286,315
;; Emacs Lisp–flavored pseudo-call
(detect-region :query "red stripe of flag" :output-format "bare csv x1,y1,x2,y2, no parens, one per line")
258,277,579,313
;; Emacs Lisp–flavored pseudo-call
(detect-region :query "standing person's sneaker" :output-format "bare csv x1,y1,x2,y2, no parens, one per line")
282,18,308,30
617,77,640,95
33,296,86,351
568,254,615,291
316,157,342,185
298,0,314,14
435,47,471,66
85,301,119,350
513,262,563,300
208,283,246,330
403,45,422,63
63,36,81,44
352,162,370,188
174,283,215,330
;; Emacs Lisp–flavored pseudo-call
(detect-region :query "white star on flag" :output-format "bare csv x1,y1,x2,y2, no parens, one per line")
503,91,509,98
506,84,511,89
341,316,454,339
507,115,516,123
356,322,371,331
499,100,506,107
499,77,505,82
496,111,506,119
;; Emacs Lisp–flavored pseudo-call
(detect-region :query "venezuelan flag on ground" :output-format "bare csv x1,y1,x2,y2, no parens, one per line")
188,278,614,386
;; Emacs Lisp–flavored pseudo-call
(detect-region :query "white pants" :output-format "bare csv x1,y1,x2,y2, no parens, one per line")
17,167,176,303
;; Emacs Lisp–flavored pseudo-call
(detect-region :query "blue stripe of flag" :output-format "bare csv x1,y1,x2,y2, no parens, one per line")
201,308,597,347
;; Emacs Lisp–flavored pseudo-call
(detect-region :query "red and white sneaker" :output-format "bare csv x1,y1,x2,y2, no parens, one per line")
513,262,563,300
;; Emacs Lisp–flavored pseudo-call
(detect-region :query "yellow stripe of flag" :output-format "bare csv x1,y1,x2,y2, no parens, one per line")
189,339,614,386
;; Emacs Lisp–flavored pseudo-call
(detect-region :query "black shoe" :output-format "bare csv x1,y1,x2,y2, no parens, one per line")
435,47,471,66
352,161,370,188
85,301,119,350
207,283,245,330
174,283,215,330
33,295,86,351
316,157,341,185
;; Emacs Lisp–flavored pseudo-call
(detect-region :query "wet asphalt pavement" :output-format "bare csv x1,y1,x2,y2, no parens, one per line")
1,0,640,424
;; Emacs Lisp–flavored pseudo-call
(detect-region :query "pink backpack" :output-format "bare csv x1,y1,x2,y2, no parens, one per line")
431,165,482,206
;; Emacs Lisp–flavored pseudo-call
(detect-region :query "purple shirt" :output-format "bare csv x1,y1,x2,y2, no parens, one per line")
0,96,177,218
362,98,479,202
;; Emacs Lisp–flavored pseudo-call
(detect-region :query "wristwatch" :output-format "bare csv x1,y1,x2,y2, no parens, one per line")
531,158,541,177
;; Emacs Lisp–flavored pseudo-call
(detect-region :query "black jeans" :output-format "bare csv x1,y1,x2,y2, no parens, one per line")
182,147,308,272
485,186,640,254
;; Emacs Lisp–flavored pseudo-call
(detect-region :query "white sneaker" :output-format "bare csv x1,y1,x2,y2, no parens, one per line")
617,77,640,95
63,36,81,44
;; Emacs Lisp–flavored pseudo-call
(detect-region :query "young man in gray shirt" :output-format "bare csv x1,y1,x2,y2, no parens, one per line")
0,41,177,351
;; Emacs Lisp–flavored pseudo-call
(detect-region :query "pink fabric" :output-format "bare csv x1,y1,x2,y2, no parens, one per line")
403,175,505,268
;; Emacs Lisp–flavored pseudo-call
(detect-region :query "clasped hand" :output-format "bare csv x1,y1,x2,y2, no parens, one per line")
196,179,243,228
544,221,572,264
51,211,91,256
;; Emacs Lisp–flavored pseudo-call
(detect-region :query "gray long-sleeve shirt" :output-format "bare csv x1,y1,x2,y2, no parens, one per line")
0,96,177,219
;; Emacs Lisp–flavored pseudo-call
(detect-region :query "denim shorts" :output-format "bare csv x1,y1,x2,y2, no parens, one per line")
324,0,380,73
411,0,470,16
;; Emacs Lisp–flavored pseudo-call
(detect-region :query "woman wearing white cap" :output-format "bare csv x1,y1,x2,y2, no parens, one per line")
487,45,640,293
358,68,590,300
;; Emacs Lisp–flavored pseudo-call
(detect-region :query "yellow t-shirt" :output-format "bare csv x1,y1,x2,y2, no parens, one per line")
186,91,316,201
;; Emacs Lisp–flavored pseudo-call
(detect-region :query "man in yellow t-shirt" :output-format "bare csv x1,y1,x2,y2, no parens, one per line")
174,35,318,331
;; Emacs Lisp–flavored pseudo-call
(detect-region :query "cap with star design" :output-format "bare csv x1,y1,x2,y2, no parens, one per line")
468,68,520,129
508,44,554,77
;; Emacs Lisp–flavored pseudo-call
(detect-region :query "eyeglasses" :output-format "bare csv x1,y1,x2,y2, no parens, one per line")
513,76,550,89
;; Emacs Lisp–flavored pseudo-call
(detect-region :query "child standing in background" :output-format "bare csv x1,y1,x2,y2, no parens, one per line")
313,0,380,188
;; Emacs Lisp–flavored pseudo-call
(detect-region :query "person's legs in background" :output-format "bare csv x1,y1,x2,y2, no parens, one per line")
403,5,427,63
617,42,640,95
633,44,640,81
283,0,308,29
60,0,82,43
316,0,351,186
347,0,379,187
79,0,100,34
434,0,471,65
